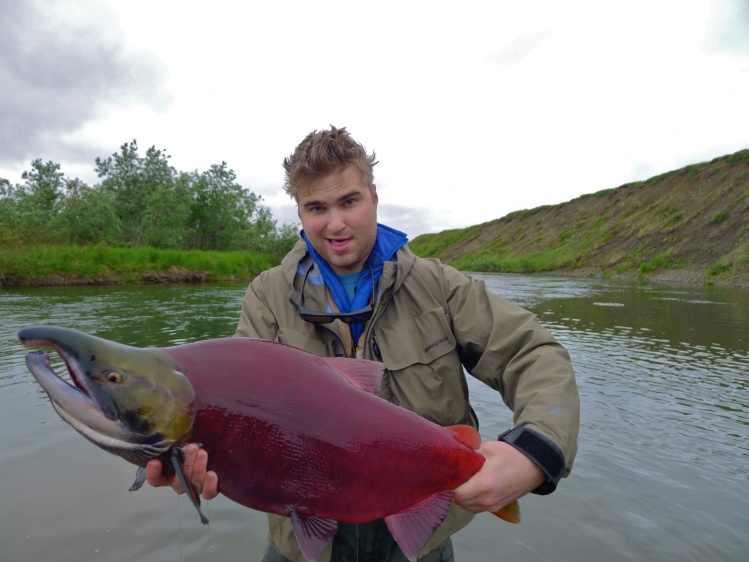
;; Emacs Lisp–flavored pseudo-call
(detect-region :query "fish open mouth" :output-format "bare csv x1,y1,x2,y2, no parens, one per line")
20,332,139,451
23,335,111,410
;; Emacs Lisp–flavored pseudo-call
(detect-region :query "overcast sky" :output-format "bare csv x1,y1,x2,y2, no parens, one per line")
2,0,749,239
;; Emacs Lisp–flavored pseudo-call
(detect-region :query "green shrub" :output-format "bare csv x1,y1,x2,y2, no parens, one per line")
706,262,731,277
639,253,679,274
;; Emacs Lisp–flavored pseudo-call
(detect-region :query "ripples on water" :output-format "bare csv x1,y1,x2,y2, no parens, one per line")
470,274,749,561
1,276,748,561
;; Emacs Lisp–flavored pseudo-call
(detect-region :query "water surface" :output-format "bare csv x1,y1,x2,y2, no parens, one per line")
1,275,747,561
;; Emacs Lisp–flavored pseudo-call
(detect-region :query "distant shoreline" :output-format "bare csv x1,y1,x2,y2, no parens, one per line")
541,267,749,289
4,267,747,290
0,270,247,288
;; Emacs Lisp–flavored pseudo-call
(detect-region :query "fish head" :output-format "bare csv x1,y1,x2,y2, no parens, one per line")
19,326,196,466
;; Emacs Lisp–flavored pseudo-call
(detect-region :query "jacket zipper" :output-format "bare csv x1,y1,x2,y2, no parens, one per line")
364,263,397,361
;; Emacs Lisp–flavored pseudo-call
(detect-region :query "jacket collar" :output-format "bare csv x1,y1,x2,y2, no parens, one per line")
298,224,406,301
282,225,409,341
282,232,416,294
281,239,309,287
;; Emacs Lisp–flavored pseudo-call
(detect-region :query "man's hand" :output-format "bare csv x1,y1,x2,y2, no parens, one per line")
145,443,219,500
453,440,544,513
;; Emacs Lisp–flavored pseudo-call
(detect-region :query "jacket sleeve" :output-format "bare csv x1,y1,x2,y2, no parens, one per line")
443,266,580,491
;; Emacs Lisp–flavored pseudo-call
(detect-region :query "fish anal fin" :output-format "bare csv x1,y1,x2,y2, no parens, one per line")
323,357,384,396
447,425,481,450
492,500,521,524
129,466,147,491
384,491,454,562
290,512,338,562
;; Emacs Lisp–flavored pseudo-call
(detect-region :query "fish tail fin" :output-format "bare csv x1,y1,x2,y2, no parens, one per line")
492,500,521,524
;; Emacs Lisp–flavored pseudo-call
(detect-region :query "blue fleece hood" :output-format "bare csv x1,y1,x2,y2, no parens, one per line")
301,223,408,341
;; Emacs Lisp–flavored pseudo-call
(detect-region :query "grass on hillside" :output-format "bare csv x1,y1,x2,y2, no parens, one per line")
410,148,749,284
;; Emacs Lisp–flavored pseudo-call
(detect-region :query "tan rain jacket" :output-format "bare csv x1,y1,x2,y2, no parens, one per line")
234,240,580,562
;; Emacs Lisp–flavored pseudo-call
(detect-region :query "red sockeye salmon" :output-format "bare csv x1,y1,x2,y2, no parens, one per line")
18,326,519,562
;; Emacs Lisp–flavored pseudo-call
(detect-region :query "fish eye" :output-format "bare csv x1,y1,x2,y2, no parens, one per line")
106,371,123,384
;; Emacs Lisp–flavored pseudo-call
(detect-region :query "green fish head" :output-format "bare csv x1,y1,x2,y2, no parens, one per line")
19,326,196,466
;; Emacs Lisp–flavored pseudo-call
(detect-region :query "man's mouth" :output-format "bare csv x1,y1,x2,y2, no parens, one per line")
327,238,351,252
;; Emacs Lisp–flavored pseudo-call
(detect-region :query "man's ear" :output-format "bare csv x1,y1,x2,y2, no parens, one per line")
371,184,378,206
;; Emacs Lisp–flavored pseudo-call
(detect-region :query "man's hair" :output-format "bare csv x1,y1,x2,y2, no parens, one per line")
282,125,378,199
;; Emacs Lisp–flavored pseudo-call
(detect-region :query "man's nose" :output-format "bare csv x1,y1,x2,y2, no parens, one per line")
327,209,346,232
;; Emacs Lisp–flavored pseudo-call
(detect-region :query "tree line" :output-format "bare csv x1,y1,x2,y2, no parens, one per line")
0,140,299,257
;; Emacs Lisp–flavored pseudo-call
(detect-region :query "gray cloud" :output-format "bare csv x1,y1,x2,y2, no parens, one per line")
0,0,168,168
629,161,657,183
486,30,553,65
377,203,443,240
269,203,300,230
705,0,749,54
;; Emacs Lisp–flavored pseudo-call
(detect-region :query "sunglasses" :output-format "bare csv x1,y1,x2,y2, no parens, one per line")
289,263,375,324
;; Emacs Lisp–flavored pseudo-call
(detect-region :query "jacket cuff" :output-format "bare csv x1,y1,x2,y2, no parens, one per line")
498,426,565,495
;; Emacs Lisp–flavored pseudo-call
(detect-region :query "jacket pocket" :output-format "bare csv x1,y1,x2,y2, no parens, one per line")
375,307,456,370
374,307,470,425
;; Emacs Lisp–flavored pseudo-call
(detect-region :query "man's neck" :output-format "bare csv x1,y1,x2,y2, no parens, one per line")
337,271,361,304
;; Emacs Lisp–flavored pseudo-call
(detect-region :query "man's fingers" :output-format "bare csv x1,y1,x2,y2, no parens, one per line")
202,471,219,500
189,448,209,491
146,459,175,489
453,480,487,513
144,443,216,500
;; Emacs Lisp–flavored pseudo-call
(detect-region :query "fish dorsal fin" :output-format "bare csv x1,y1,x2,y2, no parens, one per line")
169,447,209,524
290,512,338,562
322,357,384,396
384,491,454,562
129,466,147,491
447,425,481,450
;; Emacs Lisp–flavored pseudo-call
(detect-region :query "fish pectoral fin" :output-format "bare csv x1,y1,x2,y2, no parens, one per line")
322,357,384,396
290,511,337,562
384,491,454,562
129,466,147,491
169,447,209,525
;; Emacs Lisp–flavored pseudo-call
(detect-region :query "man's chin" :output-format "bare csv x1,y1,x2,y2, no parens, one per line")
328,255,366,275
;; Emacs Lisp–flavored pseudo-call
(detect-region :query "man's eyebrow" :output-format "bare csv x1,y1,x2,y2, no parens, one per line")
301,190,362,208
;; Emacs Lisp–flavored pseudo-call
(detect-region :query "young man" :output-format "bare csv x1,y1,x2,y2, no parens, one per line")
147,126,580,562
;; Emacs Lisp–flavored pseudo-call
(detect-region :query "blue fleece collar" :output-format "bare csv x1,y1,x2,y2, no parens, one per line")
301,223,408,341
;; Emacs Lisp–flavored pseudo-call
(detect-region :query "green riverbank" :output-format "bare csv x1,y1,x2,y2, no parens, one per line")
3,244,748,289
0,245,277,287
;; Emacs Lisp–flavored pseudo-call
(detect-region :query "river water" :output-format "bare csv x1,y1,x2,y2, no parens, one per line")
1,275,747,561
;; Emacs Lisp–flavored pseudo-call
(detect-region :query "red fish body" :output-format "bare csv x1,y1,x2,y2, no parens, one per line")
164,338,485,523
19,327,516,562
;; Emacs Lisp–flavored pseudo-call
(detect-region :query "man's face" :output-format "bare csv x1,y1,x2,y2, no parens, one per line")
296,164,378,275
